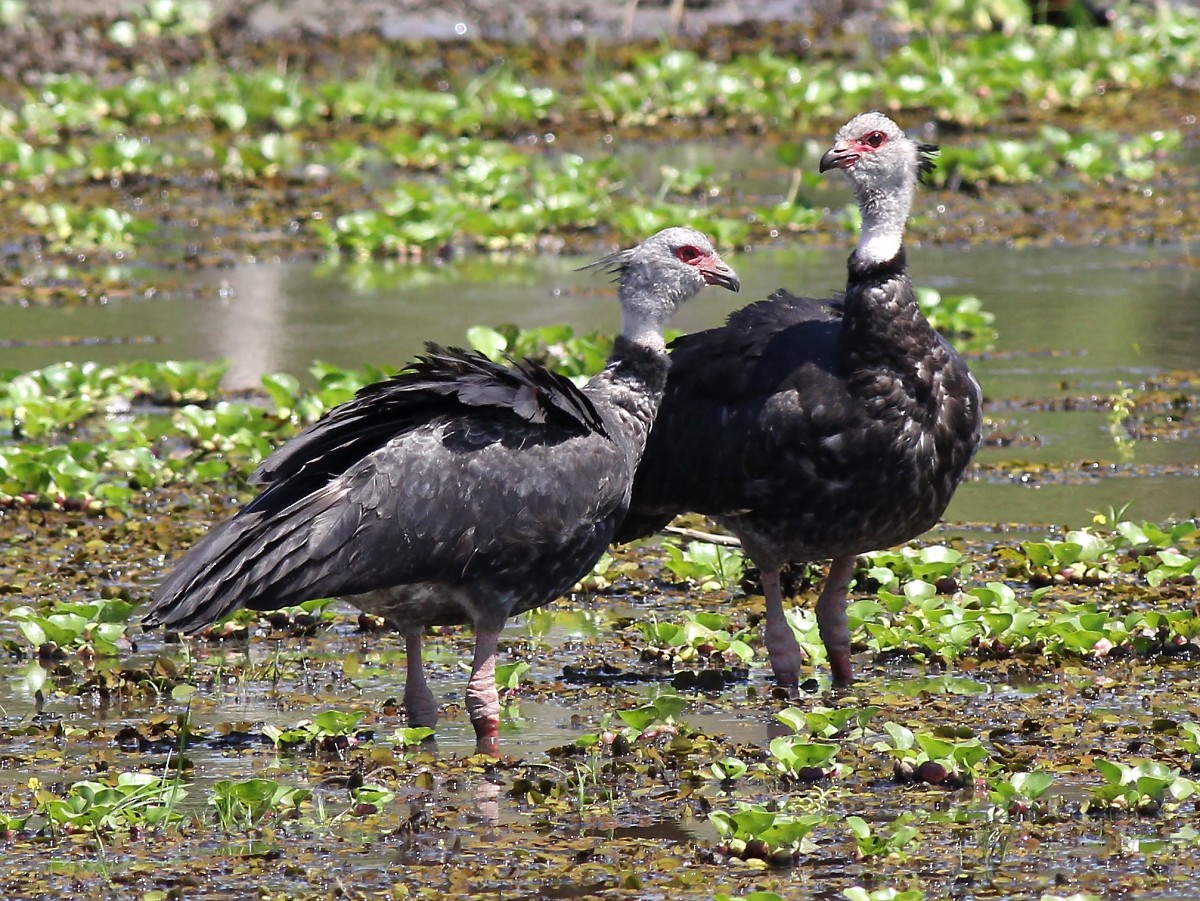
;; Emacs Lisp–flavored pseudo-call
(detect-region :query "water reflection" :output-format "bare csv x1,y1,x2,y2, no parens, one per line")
1,244,1195,525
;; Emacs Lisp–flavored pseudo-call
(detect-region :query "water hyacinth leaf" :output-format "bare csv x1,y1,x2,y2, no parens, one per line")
769,736,839,771
391,727,435,747
171,684,197,702
617,706,659,733
261,371,302,414
775,707,809,734
649,692,688,723
1011,771,1054,799
914,733,956,761
903,580,938,601
847,815,871,840
311,710,366,735
883,722,915,751
844,889,925,901
712,757,749,781
466,326,509,361
495,660,530,690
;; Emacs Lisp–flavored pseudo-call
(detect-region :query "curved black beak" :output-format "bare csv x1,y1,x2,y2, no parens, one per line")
819,144,858,172
702,261,740,293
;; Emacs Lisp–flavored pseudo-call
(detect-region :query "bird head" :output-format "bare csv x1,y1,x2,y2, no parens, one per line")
819,110,938,194
587,226,740,294
583,226,740,348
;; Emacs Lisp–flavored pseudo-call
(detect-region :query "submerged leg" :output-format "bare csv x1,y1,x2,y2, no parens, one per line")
816,554,857,685
466,624,504,756
403,628,439,728
762,567,805,687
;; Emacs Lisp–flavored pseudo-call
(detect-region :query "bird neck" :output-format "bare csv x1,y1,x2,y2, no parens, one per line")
840,249,941,374
586,335,670,445
616,273,678,355
851,175,914,269
618,312,668,355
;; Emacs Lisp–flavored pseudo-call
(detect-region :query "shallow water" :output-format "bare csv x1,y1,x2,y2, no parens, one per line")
3,242,1197,526
3,239,1199,899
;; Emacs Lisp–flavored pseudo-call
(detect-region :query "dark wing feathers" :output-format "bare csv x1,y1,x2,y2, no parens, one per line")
619,267,982,562
615,291,843,542
146,346,620,633
254,345,605,493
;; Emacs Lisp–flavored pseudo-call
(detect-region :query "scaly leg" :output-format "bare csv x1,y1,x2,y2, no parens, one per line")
466,624,504,756
762,567,805,687
668,0,686,33
816,554,857,685
403,628,439,728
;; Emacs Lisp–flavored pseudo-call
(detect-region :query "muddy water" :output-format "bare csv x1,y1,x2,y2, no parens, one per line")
3,243,1197,526
1,235,1198,895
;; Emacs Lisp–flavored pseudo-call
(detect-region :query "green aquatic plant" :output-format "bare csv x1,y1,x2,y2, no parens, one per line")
389,726,435,749
876,721,993,787
262,710,371,753
108,0,214,44
19,202,153,252
495,660,530,691
467,323,612,380
345,783,396,817
1020,528,1120,584
1,360,227,431
775,705,879,741
767,736,842,781
1084,760,1198,815
988,770,1056,819
636,612,755,667
709,803,826,865
34,771,188,834
210,778,312,831
914,288,997,348
710,756,750,783
844,888,925,901
660,539,747,592
9,597,135,657
858,544,971,591
854,581,984,665
935,128,1183,188
887,0,1028,35
613,692,689,737
846,814,919,861
571,691,691,752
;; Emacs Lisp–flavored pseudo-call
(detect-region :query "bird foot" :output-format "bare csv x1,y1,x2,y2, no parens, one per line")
827,648,854,686
474,729,500,758
404,687,439,729
470,709,501,757
765,631,808,688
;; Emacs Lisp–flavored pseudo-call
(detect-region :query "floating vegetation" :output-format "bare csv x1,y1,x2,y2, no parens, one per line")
8,596,135,658
0,1,1194,282
935,127,1185,189
1,4,1199,899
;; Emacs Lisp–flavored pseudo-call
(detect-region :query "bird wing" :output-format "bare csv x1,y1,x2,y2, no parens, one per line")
664,290,842,398
617,291,845,540
146,348,621,633
249,345,605,505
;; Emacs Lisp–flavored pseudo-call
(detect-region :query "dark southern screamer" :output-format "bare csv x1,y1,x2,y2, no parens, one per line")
144,227,739,751
617,112,983,684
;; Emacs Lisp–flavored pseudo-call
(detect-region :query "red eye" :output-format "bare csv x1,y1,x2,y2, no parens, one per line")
864,130,887,148
675,245,702,263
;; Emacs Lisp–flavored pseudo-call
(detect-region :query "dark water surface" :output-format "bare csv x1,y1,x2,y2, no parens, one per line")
4,242,1197,525
2,244,1199,899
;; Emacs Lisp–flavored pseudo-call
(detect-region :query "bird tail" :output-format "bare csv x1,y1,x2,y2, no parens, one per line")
142,495,344,634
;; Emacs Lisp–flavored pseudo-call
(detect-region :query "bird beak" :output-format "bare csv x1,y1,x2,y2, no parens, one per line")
702,260,740,293
819,143,858,172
